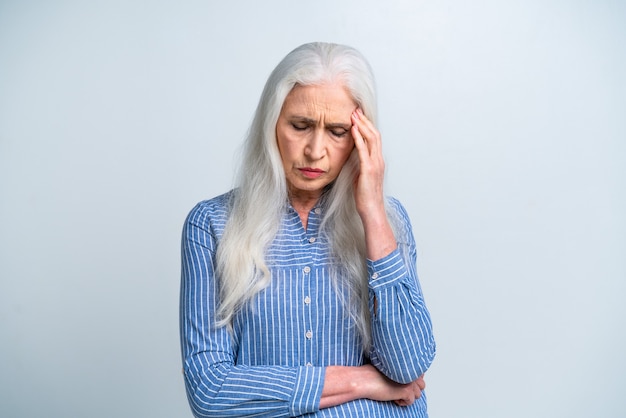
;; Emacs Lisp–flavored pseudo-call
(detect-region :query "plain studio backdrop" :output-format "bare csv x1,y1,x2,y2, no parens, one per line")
1,1,624,417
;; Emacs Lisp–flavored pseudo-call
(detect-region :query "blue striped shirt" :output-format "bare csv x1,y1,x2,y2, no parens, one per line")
180,191,436,417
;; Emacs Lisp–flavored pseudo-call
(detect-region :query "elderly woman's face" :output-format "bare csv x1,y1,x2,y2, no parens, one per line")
276,82,356,200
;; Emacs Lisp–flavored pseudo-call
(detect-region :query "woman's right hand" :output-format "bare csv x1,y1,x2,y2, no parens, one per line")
391,374,426,406
320,364,426,409
359,364,425,406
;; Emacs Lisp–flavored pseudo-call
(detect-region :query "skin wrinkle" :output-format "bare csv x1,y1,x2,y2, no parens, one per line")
276,82,357,228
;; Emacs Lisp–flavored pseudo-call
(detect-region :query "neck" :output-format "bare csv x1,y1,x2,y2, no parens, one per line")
289,191,321,231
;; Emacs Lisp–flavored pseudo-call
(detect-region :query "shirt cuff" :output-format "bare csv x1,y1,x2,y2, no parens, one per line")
289,366,325,416
367,249,408,290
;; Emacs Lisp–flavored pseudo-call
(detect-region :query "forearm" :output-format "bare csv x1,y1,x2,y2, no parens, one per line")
360,205,398,260
369,285,436,383
319,365,423,409
183,359,324,417
319,366,366,408
351,109,434,373
367,257,436,382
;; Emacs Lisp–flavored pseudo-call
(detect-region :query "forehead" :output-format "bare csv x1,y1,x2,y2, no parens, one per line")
281,83,357,117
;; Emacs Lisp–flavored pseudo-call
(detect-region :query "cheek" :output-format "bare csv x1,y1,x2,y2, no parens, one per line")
338,148,358,173
279,141,298,160
277,136,302,167
276,129,292,158
337,143,356,164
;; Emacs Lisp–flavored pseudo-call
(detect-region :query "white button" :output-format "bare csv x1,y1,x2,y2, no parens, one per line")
314,208,321,214
371,272,379,279
303,266,311,274
308,237,316,243
304,296,311,304
305,330,313,339
306,362,313,367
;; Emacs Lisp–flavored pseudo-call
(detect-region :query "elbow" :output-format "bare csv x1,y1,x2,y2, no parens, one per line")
412,335,436,379
387,338,437,384
183,365,231,418
421,337,436,375
185,380,229,418
184,375,214,418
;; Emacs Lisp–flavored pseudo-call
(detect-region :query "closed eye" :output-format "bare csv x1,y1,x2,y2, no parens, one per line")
330,128,350,138
291,123,309,131
330,128,349,137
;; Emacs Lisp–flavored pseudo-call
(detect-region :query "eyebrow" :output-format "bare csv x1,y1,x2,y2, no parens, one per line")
326,123,351,131
289,116,316,124
289,116,351,130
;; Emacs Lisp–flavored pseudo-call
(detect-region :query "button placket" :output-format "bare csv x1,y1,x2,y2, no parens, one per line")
301,265,314,365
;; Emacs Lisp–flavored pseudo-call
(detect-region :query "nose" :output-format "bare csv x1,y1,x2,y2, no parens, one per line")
304,130,326,160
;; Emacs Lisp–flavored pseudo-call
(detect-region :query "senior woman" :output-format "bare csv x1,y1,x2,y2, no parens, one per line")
180,42,436,417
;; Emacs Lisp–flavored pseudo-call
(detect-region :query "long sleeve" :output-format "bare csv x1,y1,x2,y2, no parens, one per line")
367,198,436,384
179,201,324,417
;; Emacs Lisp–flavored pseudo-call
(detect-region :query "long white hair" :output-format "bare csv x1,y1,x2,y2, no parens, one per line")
216,42,380,350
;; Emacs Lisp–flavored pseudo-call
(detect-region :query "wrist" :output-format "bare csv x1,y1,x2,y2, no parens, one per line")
361,217,397,260
320,366,370,409
357,200,387,224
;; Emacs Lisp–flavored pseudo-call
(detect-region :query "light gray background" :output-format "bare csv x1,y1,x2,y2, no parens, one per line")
1,1,624,417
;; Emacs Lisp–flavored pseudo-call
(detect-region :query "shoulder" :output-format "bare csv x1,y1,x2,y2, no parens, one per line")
184,190,234,234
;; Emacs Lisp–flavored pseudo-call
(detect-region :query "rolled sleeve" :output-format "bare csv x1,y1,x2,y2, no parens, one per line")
367,249,408,290
366,201,436,384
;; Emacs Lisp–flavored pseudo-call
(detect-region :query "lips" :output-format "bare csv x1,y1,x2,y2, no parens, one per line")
298,167,325,179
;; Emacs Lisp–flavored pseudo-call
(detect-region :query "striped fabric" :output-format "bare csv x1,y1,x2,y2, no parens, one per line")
180,191,436,417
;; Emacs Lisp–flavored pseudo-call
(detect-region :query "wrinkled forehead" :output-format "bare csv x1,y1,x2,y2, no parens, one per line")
281,83,358,119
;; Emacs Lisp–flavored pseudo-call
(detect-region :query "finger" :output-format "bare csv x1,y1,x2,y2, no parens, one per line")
355,108,376,129
413,382,422,400
394,395,414,407
351,111,371,160
351,109,382,159
416,376,426,391
353,109,381,145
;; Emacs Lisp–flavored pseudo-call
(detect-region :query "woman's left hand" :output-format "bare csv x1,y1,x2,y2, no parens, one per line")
351,108,397,260
351,108,386,218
